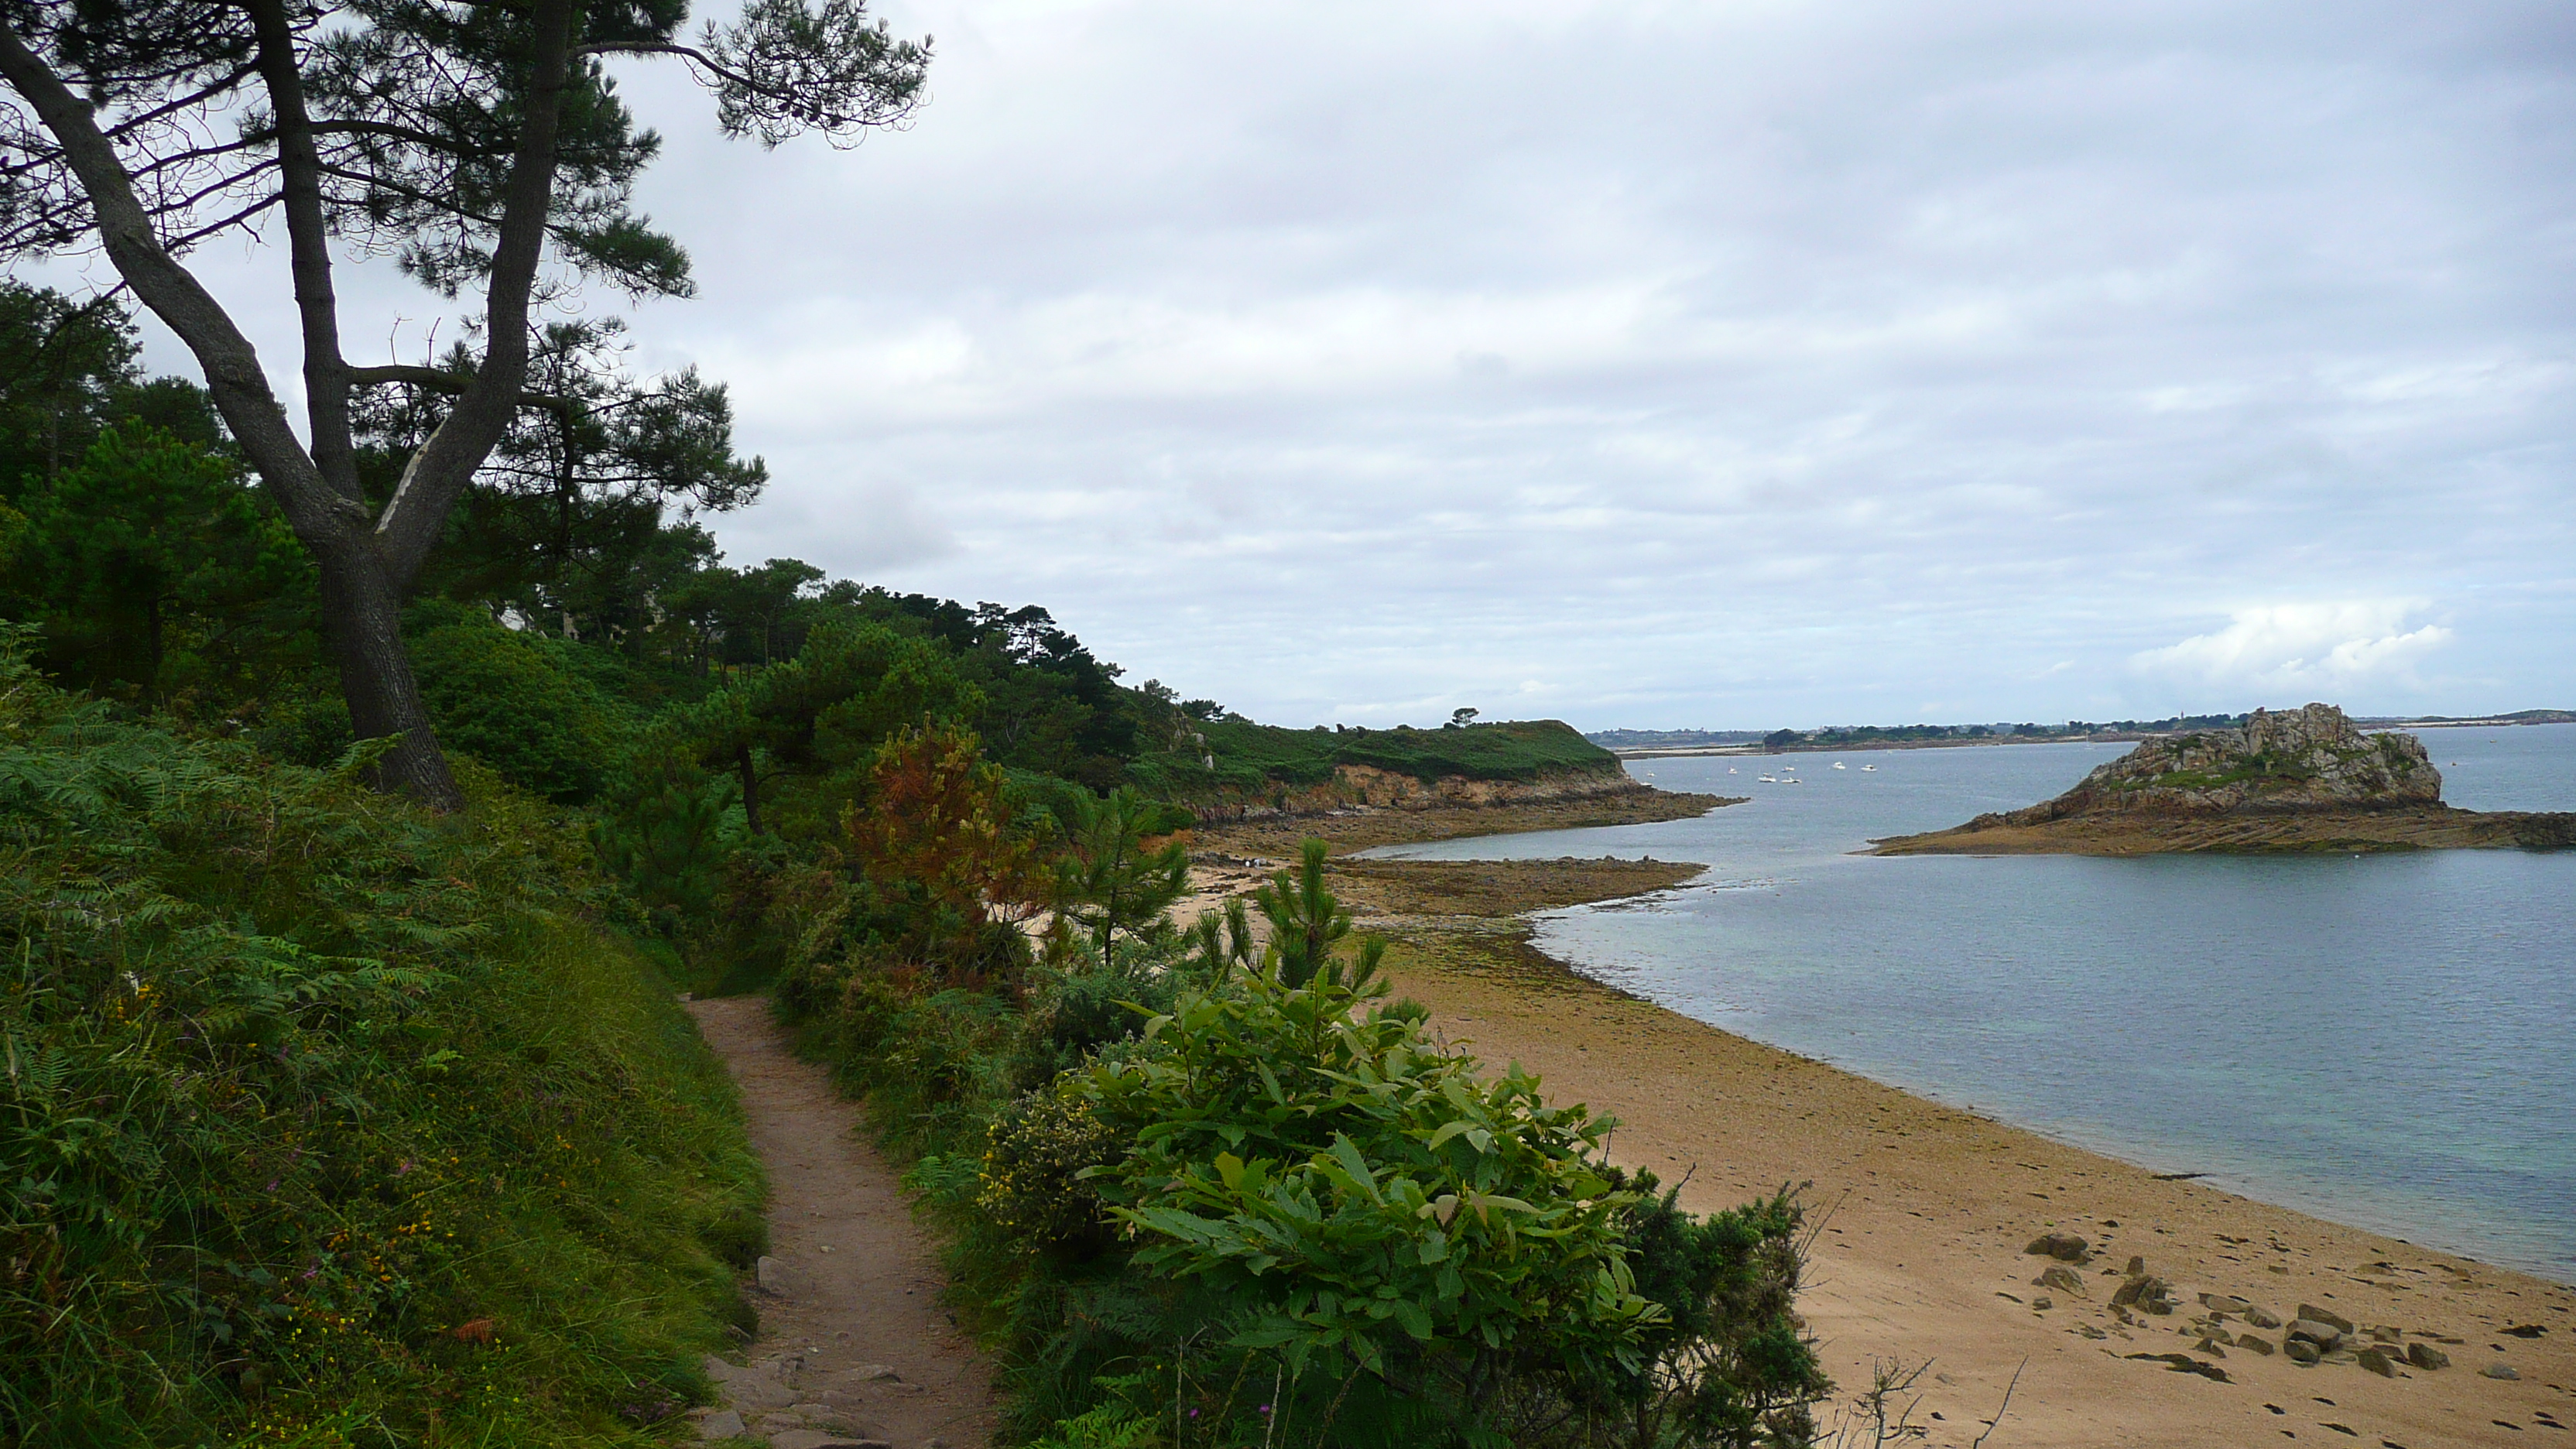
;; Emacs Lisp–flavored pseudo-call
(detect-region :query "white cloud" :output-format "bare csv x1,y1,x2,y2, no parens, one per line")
2131,601,2454,694
84,0,2576,726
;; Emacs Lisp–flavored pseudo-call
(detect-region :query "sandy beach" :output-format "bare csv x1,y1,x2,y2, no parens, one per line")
1190,810,2576,1448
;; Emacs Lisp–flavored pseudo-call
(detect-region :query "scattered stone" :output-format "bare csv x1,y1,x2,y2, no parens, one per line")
2036,1265,2088,1295
2026,1231,2091,1262
2481,1364,2521,1381
695,1410,747,1441
2406,1343,2449,1371
2366,1324,2402,1343
2202,1293,2255,1315
756,1255,800,1296
2300,1303,2356,1335
2287,1341,2324,1366
2356,1348,2396,1377
769,1434,883,1449
2126,1351,2231,1383
2127,1255,2147,1276
2195,1338,2231,1358
2033,1297,2054,1310
852,1363,901,1382
2245,1305,2286,1330
2077,1324,2108,1340
2236,1334,2277,1355
2503,1324,2548,1338
703,1355,741,1383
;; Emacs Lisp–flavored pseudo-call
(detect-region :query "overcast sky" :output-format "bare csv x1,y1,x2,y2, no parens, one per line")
101,1,2576,730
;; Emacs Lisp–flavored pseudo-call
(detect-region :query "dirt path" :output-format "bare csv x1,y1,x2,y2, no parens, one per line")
686,996,997,1449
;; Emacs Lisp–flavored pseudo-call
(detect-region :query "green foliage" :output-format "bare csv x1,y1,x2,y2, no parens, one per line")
2,420,320,709
1131,716,1622,800
777,836,1828,1449
1077,972,1661,1381
1253,839,1386,992
407,603,638,803
1055,786,1190,974
0,656,762,1446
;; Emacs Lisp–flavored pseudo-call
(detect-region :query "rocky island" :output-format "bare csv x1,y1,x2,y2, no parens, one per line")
1873,702,2576,855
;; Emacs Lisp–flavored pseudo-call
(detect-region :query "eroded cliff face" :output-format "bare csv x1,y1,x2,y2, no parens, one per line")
1189,761,1646,823
2008,704,2441,823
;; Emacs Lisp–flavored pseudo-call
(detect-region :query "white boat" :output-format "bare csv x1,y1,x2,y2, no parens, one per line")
1861,763,1877,772
1728,767,1737,774
1757,775,1776,783
1831,761,1846,770
1786,776,1804,784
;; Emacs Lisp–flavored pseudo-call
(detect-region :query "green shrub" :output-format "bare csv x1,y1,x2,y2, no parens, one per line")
407,603,637,803
785,894,1827,1447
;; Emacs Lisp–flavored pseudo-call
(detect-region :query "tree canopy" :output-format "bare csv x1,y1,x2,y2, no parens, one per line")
0,0,930,806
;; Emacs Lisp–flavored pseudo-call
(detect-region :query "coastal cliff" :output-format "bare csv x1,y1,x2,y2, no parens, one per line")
1875,703,2576,855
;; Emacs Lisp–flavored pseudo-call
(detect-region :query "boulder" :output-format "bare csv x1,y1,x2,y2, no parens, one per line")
2243,1304,2284,1330
2025,1231,2091,1262
2406,1342,2450,1371
2109,1276,2177,1314
2297,1303,2355,1334
2285,1341,2323,1366
2287,1319,2346,1351
2199,1293,2253,1315
2356,1348,2396,1378
702,1355,741,1383
2234,1334,2276,1355
695,1410,747,1441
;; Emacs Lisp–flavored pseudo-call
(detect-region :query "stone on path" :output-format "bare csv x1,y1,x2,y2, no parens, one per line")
694,1409,746,1440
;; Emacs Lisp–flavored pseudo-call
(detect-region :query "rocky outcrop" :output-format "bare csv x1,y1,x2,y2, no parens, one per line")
1999,704,2441,824
1873,702,2575,855
1189,760,1649,824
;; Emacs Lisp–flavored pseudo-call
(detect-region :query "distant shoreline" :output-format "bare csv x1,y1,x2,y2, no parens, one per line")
1603,712,2576,760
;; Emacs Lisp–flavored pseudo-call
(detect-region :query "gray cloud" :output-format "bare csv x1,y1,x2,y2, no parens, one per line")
106,0,2576,727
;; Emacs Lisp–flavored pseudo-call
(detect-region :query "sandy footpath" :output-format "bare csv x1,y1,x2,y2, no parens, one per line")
1180,802,2575,1449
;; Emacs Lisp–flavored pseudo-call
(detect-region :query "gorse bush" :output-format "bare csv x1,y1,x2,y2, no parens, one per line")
0,651,762,1447
780,839,1828,1449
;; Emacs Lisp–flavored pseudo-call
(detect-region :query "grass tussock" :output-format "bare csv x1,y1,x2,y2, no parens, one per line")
0,650,762,1447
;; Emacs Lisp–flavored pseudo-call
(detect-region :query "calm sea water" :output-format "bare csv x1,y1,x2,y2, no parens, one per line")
1362,724,2576,1283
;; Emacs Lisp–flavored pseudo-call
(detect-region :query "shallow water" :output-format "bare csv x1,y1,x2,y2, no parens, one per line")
1362,724,2576,1282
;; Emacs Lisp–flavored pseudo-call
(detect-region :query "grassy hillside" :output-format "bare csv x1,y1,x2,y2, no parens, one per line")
1133,717,1622,799
0,653,763,1447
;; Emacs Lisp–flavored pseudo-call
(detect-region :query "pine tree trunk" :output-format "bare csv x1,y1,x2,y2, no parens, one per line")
312,533,463,807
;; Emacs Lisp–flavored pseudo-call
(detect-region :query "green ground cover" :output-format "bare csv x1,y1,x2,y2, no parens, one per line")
0,653,763,1447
